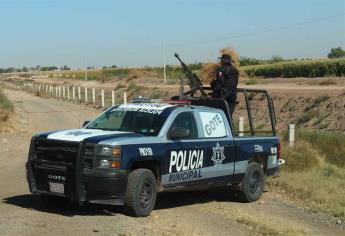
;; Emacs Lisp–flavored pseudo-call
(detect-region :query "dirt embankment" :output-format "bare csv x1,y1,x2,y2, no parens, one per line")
235,89,345,133
0,89,344,236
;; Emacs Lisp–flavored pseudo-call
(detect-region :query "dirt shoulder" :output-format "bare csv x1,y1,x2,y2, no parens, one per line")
0,89,344,236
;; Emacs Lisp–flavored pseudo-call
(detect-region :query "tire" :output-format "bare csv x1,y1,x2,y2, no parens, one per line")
40,195,70,208
240,162,265,202
124,168,157,217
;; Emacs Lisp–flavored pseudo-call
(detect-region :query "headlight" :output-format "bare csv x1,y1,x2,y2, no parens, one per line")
97,146,121,156
99,159,121,169
97,146,121,169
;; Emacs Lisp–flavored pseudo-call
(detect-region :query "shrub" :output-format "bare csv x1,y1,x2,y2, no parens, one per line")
0,88,14,112
245,79,257,85
304,95,330,111
126,83,145,92
295,110,318,125
281,140,322,171
0,88,14,122
149,90,163,99
296,129,345,167
319,78,337,85
115,83,126,90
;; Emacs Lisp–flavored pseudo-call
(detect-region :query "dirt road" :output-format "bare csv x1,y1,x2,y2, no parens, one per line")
0,89,344,236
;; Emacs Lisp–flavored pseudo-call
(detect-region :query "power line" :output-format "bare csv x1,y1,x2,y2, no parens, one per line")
167,12,345,46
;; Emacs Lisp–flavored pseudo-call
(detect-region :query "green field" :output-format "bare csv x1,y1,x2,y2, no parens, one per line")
243,58,345,78
5,58,345,81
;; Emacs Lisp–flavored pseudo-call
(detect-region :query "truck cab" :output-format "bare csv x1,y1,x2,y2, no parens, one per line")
26,97,281,217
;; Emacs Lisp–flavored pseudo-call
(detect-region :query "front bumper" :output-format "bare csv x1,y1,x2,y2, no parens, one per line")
26,138,128,205
83,171,128,205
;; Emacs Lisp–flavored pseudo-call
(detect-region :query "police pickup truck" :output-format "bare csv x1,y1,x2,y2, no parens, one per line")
26,97,281,217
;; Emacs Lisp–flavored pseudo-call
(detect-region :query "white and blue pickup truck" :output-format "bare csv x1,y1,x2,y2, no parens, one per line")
26,97,282,217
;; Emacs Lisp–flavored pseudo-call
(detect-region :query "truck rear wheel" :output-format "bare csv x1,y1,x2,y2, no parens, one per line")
240,162,264,202
124,168,157,217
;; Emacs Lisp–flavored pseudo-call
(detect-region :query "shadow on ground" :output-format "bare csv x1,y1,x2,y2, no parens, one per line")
2,188,247,217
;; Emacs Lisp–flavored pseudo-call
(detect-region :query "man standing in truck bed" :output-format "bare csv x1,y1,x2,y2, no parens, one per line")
210,53,239,116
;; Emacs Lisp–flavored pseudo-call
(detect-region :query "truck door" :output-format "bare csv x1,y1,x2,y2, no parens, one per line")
162,111,205,187
195,110,236,183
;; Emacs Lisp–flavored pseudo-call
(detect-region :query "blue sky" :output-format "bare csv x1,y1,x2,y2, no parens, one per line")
0,0,344,68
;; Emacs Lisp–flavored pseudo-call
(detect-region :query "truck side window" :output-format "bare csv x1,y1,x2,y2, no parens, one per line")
169,112,198,139
199,111,227,138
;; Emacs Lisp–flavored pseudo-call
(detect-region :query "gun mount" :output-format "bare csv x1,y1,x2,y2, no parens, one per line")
174,53,207,99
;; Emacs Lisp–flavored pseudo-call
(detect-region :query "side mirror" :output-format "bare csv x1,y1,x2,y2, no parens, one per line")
169,127,191,140
82,121,90,128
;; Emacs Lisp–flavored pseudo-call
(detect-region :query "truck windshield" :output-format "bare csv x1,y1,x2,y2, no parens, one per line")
85,104,173,136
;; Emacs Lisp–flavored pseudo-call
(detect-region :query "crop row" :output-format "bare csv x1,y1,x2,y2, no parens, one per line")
242,58,345,78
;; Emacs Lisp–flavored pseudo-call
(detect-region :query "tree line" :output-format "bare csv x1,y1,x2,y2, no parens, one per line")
1,47,344,74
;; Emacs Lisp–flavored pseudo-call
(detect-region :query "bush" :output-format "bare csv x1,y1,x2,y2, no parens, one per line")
319,78,337,85
304,95,330,111
295,110,318,125
296,130,345,167
281,140,322,172
245,79,257,85
0,88,14,112
115,83,126,90
149,90,163,99
0,88,14,122
126,83,145,92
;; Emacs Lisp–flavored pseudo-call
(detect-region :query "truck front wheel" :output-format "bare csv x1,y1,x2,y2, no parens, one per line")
124,168,157,217
240,162,264,202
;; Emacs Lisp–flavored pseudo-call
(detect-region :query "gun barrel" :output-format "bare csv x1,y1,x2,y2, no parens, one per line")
174,52,186,67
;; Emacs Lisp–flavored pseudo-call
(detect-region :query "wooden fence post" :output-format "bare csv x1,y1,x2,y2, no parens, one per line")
67,86,70,100
85,87,88,103
239,117,244,137
288,124,295,148
72,86,75,101
101,89,105,108
78,87,81,101
92,88,96,104
112,90,115,106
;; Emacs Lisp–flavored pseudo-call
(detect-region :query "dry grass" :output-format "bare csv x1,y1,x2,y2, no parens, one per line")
201,63,219,83
319,78,337,85
245,79,258,85
0,87,14,122
280,140,323,171
234,215,308,236
268,165,345,218
200,202,309,236
269,130,345,218
0,87,15,132
201,47,246,84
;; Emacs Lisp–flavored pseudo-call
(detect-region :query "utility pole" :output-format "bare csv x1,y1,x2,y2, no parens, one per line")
163,44,167,84
84,58,88,80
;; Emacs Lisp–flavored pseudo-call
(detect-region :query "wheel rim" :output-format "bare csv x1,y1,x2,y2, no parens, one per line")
249,171,260,194
139,182,153,209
